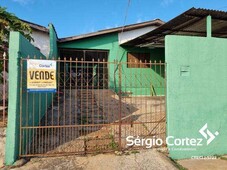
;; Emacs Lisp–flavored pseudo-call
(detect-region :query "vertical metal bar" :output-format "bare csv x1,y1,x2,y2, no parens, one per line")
164,62,167,142
92,59,94,128
140,59,142,114
19,57,23,156
45,93,48,153
97,58,100,127
86,59,89,134
118,62,122,150
102,58,105,125
75,58,78,139
154,60,157,139
2,53,6,124
83,51,86,152
32,92,35,154
43,56,48,152
80,58,83,136
129,59,133,126
57,57,60,147
26,66,28,153
145,60,148,135
63,57,66,144
39,93,42,153
149,60,152,138
134,59,137,127
107,61,110,124
51,92,54,151
69,57,72,141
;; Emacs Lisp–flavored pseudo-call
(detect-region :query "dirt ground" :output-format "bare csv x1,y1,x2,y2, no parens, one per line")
2,90,168,169
0,128,6,168
27,90,166,155
5,149,177,170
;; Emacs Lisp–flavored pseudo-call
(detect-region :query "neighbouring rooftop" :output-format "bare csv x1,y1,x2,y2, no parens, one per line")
122,7,227,48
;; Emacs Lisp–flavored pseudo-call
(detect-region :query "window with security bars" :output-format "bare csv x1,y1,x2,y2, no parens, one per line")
127,52,150,68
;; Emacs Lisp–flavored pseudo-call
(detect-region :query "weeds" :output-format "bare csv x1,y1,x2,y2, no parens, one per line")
108,134,118,150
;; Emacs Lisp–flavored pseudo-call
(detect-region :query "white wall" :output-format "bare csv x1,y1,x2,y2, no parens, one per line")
31,30,50,57
118,26,157,45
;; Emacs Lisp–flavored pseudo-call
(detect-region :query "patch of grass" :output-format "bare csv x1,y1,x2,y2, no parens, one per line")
201,154,225,161
170,158,188,170
124,151,130,155
220,155,227,161
108,134,118,150
141,123,149,132
93,146,103,155
131,150,140,154
220,157,227,161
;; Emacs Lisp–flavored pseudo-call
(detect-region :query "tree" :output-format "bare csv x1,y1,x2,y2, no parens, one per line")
0,6,33,53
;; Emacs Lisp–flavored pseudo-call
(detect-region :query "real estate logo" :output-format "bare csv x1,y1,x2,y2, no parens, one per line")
126,123,219,148
199,123,219,145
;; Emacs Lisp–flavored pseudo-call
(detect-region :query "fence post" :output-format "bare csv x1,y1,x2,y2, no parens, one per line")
118,62,122,150
5,32,22,165
2,52,6,125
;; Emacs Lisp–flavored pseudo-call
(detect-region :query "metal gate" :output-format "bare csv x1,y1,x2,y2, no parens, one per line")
20,58,166,157
0,54,8,127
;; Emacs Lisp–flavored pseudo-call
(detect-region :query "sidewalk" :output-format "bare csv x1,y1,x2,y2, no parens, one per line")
177,156,227,170
4,149,177,170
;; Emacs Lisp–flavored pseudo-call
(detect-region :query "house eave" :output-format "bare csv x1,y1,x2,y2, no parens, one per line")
58,19,164,43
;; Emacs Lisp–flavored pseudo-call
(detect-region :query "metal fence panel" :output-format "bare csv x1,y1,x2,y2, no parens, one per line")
20,58,166,157
0,54,8,127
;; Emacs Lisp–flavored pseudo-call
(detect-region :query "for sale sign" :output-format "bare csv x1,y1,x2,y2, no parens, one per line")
27,59,56,92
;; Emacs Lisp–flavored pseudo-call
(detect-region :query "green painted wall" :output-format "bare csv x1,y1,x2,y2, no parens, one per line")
120,47,165,96
5,32,21,165
166,35,227,159
49,24,58,59
59,33,165,95
5,32,52,165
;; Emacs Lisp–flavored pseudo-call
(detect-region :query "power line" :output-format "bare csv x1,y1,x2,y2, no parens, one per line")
120,0,131,35
117,0,131,61
114,0,131,90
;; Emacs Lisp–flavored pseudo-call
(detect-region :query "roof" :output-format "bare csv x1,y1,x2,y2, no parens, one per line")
123,8,227,47
21,19,49,33
59,19,164,43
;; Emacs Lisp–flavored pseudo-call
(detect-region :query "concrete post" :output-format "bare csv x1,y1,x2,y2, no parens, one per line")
207,15,212,37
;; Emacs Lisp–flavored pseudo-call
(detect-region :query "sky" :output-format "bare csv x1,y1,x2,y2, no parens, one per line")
1,0,227,38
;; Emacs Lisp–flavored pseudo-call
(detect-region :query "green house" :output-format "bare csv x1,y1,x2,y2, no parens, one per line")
56,19,165,96
4,7,227,165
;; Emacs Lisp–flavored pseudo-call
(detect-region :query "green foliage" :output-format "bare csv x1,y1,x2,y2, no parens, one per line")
130,150,140,154
170,158,188,170
0,6,33,53
108,134,118,150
